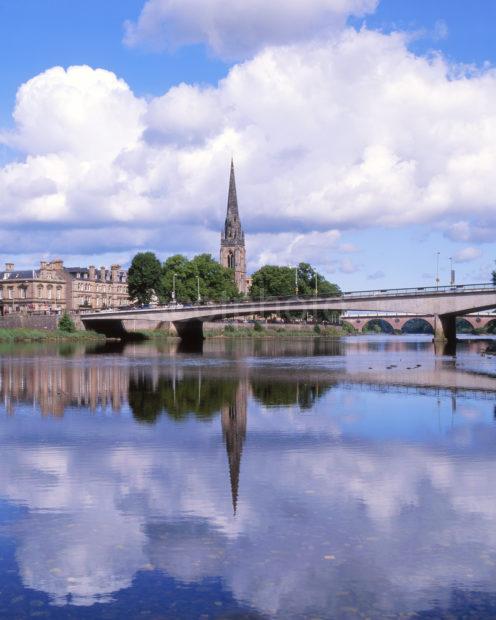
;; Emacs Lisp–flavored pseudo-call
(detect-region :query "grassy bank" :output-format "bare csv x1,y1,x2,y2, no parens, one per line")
0,328,106,343
204,325,348,338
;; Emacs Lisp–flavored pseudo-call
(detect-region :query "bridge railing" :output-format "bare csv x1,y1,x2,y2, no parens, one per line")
81,282,496,315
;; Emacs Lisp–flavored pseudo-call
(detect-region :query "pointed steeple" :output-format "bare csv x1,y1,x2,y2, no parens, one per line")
227,158,239,218
220,158,247,294
222,159,244,243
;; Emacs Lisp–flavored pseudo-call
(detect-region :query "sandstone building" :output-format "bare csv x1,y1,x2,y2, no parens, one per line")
220,160,250,294
0,259,129,316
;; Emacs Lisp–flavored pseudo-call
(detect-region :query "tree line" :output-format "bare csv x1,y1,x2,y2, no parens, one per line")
127,251,340,306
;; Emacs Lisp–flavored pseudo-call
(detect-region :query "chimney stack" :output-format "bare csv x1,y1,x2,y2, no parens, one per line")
100,266,106,281
89,265,96,280
5,263,14,272
111,264,120,282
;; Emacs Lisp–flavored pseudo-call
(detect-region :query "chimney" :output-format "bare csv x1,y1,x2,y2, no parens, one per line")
51,259,63,271
5,263,14,272
111,264,120,282
89,265,96,280
100,266,106,281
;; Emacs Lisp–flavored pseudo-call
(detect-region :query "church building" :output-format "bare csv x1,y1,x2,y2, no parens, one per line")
220,160,250,294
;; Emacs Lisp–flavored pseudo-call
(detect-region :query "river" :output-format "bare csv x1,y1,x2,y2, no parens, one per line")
0,335,495,619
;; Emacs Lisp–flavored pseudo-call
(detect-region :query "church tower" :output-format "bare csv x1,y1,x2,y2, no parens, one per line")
220,160,247,294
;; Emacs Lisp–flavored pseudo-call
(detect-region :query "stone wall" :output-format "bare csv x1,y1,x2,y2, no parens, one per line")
0,315,59,330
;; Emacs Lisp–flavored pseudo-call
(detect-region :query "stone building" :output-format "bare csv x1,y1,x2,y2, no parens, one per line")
0,259,129,315
220,160,250,294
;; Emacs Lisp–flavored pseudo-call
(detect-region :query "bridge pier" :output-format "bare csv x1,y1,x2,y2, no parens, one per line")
173,319,204,343
433,314,457,345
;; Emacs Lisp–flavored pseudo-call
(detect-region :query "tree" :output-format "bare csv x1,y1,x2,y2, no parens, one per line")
162,253,240,303
59,312,76,332
128,252,162,305
492,269,496,285
250,263,340,299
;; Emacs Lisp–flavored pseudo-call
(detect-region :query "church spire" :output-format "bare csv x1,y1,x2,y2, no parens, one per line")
223,159,243,242
227,158,239,218
220,158,248,294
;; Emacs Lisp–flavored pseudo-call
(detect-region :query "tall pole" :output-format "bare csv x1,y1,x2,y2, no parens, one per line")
197,276,201,303
314,272,318,297
295,266,299,297
172,273,177,302
449,256,454,286
436,252,440,290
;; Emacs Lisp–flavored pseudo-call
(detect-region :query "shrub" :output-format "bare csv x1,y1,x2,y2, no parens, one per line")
313,323,321,335
253,320,265,332
59,312,76,333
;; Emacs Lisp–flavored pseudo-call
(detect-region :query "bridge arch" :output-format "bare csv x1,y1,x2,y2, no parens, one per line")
361,318,395,334
401,317,434,334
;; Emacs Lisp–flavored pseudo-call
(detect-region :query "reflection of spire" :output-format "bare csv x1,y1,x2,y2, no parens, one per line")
221,380,247,515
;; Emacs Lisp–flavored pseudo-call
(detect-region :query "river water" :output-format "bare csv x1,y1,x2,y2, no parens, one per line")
0,335,496,619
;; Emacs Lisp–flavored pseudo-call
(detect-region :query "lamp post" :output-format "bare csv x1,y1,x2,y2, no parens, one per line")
172,273,177,302
295,266,299,297
314,271,318,297
449,256,455,286
436,252,440,289
196,276,201,303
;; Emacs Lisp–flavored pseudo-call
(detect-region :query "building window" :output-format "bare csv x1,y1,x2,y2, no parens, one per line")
56,288,61,300
47,288,52,300
8,289,13,299
20,288,26,299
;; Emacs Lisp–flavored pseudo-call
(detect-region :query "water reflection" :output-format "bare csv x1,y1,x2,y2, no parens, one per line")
0,338,495,617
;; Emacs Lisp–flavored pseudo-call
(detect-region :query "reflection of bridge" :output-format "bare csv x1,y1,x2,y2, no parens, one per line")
81,283,496,346
341,312,496,333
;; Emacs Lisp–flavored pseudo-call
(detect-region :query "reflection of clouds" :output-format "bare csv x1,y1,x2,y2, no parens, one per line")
0,395,496,616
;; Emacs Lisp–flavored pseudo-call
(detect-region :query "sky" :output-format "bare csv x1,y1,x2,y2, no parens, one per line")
0,0,495,290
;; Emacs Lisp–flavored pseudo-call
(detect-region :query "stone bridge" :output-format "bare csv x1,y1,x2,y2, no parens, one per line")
81,283,496,346
341,312,496,333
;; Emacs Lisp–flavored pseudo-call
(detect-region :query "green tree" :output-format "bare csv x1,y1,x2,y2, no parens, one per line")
250,263,340,299
162,253,239,303
492,270,496,285
128,252,162,305
59,312,76,332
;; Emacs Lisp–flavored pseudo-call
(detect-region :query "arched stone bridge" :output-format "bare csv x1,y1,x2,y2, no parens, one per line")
81,283,496,346
341,312,496,333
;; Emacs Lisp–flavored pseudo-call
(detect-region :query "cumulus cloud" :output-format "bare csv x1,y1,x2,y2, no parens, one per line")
1,27,496,271
454,246,483,263
124,0,378,59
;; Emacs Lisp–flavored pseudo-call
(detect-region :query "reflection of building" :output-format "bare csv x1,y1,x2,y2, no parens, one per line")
220,160,250,294
221,380,248,514
0,359,129,416
0,259,129,315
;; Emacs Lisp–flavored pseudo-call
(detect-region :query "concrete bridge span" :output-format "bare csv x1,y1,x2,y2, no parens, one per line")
81,283,496,346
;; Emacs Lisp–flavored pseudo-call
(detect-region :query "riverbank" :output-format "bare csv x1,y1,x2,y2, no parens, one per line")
0,328,106,343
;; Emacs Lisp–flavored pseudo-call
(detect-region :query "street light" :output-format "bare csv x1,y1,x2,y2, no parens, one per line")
172,273,177,302
295,266,299,297
436,252,440,289
314,271,318,297
196,276,201,303
449,256,455,286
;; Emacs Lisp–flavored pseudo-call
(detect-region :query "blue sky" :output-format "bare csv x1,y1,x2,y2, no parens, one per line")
0,0,495,289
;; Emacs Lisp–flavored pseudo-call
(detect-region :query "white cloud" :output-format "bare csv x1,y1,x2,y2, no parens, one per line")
124,0,378,59
453,246,482,263
1,28,496,272
339,257,360,273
